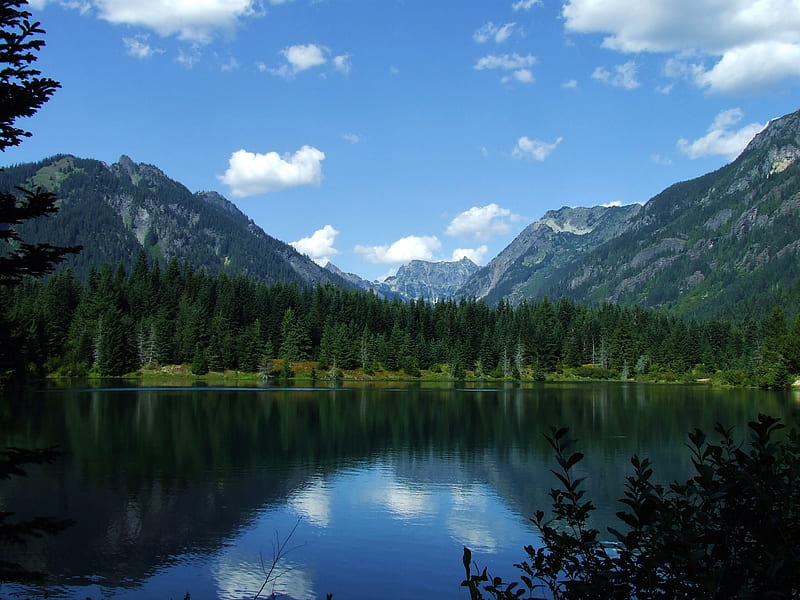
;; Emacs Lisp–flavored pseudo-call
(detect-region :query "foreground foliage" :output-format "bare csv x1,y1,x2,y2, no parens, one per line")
463,414,800,599
0,255,797,386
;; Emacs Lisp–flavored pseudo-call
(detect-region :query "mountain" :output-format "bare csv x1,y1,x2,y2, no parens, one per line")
0,154,350,288
472,107,800,319
323,262,400,300
326,257,479,302
546,108,800,318
457,204,640,304
381,257,479,302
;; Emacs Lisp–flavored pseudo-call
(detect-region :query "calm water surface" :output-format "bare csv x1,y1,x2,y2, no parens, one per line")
1,382,796,599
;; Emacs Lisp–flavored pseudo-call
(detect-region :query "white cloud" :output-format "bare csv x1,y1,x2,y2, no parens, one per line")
219,146,326,197
445,204,519,241
452,246,489,264
474,53,536,71
220,56,239,72
562,0,800,93
512,0,540,11
268,44,351,78
562,79,578,88
591,61,640,89
29,0,91,12
342,132,363,144
290,225,340,266
677,108,765,160
176,47,201,68
650,154,673,166
505,69,533,83
474,53,537,83
473,22,516,44
333,53,352,75
512,136,563,161
122,34,163,59
282,43,327,72
694,41,800,93
94,0,261,43
354,236,442,264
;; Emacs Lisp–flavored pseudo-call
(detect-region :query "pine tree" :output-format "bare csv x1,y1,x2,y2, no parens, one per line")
191,343,208,375
0,1,79,285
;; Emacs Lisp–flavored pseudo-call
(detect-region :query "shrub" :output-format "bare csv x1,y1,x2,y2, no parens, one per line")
573,365,615,380
463,414,800,600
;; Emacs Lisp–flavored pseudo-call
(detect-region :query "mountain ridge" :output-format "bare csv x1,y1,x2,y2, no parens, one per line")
538,108,800,318
4,107,800,320
457,203,641,304
1,154,351,289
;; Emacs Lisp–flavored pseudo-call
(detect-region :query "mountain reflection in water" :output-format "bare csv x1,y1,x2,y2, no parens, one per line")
0,383,794,599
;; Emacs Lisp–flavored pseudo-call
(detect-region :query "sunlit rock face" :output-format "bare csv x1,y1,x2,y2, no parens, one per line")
381,257,480,302
457,204,640,305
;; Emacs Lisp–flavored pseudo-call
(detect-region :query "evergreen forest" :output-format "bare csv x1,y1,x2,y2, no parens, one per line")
1,251,797,388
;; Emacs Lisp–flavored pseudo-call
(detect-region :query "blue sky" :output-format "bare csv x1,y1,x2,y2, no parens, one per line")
5,0,800,281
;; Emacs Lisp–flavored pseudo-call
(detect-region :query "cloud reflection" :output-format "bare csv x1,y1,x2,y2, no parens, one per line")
288,478,332,528
445,484,500,553
213,552,316,600
382,481,435,520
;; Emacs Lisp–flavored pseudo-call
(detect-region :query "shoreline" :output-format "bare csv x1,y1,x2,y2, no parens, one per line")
37,361,778,388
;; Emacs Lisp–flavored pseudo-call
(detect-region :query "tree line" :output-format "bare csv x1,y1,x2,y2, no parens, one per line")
1,251,798,387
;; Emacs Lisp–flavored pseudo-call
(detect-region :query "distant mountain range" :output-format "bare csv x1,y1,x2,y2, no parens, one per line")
3,107,799,318
0,154,349,288
326,257,479,302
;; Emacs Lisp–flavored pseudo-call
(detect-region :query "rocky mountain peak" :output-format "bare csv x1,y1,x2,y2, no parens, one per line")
195,190,245,219
730,108,800,188
114,154,137,181
382,258,480,302
457,203,640,303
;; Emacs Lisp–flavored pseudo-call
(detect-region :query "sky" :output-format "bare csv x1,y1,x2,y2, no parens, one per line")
4,0,800,281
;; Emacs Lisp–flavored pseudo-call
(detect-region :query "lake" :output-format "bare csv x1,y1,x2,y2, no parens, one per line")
1,382,796,599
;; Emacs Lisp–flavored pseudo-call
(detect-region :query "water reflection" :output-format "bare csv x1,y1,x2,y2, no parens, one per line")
290,478,333,528
0,382,794,599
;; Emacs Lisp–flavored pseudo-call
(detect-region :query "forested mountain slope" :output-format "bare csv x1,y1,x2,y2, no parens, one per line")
457,204,640,305
0,154,350,288
540,108,800,319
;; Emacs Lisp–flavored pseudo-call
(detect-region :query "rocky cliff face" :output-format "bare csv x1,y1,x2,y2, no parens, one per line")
381,257,479,302
2,154,350,288
326,258,478,302
457,204,640,304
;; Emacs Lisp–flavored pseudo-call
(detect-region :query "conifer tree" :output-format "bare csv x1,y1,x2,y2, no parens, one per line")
0,0,80,286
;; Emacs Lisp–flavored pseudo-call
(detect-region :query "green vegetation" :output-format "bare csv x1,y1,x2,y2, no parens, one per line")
0,154,350,290
0,3,80,287
0,0,78,584
1,253,797,388
545,118,800,321
463,414,800,599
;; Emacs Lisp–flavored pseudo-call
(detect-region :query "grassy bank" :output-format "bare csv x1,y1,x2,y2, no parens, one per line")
43,360,797,388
